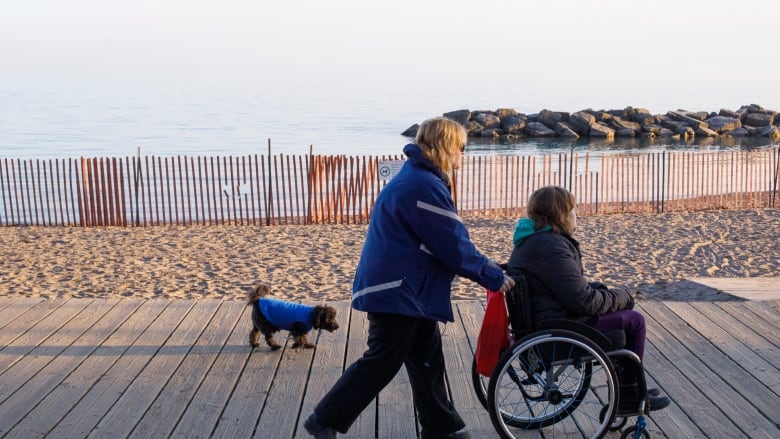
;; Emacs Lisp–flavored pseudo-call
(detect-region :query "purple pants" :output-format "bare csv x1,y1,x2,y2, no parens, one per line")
590,310,646,360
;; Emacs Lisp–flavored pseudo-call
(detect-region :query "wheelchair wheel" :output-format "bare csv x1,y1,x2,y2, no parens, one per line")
487,329,619,438
620,425,650,439
471,356,490,410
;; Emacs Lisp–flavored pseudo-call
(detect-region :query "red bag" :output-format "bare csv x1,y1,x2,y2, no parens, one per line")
475,289,510,377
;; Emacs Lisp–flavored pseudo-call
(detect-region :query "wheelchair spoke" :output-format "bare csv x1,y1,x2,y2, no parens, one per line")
487,331,618,439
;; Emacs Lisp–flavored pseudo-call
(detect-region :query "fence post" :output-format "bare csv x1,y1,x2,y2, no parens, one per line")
568,147,574,193
266,139,273,225
772,144,779,207
134,147,141,226
660,150,666,213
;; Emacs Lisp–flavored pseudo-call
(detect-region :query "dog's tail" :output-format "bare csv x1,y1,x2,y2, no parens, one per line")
247,283,271,305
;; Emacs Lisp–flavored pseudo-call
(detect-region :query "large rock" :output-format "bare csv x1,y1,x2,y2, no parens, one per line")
569,111,596,136
668,111,709,130
472,112,501,129
660,119,689,132
525,122,557,137
463,120,484,136
695,126,719,137
608,116,641,132
744,112,775,127
538,110,566,129
555,122,580,138
495,108,518,118
705,116,741,133
725,128,750,137
500,115,527,134
589,122,615,139
443,109,471,124
481,128,503,138
632,113,657,125
754,125,780,138
401,124,419,137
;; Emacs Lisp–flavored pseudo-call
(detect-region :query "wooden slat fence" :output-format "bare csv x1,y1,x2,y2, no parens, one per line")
1,148,778,226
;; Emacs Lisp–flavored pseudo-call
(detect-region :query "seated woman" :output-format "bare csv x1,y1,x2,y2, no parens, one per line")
506,185,669,411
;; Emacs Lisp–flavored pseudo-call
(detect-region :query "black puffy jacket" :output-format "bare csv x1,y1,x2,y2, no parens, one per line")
506,226,633,326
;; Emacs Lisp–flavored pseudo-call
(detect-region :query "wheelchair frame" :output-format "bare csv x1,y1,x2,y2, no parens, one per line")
472,272,652,439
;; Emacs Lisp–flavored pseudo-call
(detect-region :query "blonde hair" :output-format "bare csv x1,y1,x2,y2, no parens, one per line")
415,117,466,185
527,186,576,235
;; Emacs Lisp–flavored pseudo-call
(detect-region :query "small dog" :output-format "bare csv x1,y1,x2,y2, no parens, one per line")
247,283,339,350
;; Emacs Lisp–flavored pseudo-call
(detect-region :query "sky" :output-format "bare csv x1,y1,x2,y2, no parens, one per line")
2,0,780,113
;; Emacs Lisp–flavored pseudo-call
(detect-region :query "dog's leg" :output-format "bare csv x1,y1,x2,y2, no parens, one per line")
291,322,315,349
264,334,282,351
249,328,260,348
292,334,314,349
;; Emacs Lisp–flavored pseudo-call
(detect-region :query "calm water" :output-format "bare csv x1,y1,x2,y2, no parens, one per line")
1,73,777,159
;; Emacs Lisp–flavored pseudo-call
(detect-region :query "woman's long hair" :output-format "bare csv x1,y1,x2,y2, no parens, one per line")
415,117,466,185
527,186,576,235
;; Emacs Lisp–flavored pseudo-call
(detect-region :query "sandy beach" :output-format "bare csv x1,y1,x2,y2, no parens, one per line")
1,208,778,302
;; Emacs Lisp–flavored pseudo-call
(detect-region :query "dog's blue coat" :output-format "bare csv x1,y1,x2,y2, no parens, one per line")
258,298,314,331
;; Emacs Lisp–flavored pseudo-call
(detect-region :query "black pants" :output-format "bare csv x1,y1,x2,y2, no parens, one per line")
313,312,465,435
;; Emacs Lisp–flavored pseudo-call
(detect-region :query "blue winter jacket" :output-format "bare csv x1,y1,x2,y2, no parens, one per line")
351,143,505,322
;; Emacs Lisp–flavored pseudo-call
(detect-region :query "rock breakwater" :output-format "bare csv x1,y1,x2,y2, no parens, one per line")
402,104,780,144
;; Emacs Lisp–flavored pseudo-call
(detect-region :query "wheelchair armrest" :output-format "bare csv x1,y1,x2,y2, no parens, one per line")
537,319,624,352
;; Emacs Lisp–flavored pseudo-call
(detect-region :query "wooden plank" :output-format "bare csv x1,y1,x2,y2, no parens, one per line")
130,300,244,438
688,277,780,301
693,302,780,369
0,297,43,330
739,301,780,345
716,301,780,349
445,304,494,437
637,302,724,438
45,299,191,439
664,302,780,392
343,311,376,439
210,322,283,439
455,300,484,353
293,301,352,439
170,302,251,438
0,299,142,435
339,308,374,439
376,361,417,438
253,329,316,438
642,301,778,438
89,299,220,437
0,299,70,365
0,299,99,404
6,299,164,438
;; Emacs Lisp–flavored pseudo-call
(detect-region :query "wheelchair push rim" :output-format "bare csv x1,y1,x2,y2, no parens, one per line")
487,329,619,439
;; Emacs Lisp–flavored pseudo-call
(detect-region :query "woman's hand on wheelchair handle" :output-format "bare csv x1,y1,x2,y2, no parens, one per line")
499,275,515,293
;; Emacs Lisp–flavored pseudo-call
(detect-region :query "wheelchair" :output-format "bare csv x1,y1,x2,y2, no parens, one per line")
472,272,652,439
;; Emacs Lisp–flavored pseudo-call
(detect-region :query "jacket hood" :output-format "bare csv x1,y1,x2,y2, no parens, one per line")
513,217,552,247
403,143,448,184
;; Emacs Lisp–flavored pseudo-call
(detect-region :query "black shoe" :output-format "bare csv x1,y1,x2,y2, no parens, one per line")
647,387,661,397
420,428,472,439
304,413,337,439
648,394,670,411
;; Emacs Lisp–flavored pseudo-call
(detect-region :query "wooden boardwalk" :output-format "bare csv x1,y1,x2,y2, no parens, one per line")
0,297,778,438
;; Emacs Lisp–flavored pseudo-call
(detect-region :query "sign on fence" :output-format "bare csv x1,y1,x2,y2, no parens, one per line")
377,160,404,181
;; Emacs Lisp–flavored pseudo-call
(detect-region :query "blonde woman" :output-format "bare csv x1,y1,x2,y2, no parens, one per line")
305,117,514,439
